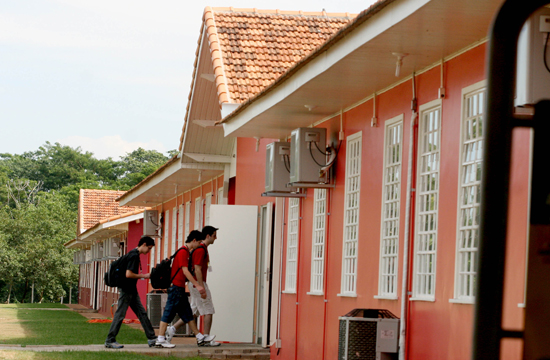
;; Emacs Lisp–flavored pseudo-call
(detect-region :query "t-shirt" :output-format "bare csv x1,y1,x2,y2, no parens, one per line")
191,243,209,283
121,248,140,293
171,246,190,288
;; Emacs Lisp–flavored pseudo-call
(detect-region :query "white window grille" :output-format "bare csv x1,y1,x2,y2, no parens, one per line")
205,193,212,226
150,243,155,268
310,189,327,294
454,82,486,302
218,187,224,204
413,100,442,300
285,198,300,292
156,214,161,263
178,204,184,248
378,116,403,298
185,201,191,238
194,197,202,230
341,132,362,296
172,207,177,254
164,210,169,259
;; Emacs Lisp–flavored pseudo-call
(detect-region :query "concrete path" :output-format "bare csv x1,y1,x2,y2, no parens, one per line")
2,304,270,359
0,343,270,359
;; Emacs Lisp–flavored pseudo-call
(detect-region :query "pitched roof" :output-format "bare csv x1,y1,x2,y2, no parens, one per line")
78,189,144,234
178,7,355,150
217,0,393,128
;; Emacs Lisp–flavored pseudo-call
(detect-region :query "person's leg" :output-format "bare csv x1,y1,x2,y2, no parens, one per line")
204,314,213,335
128,292,156,341
106,290,131,344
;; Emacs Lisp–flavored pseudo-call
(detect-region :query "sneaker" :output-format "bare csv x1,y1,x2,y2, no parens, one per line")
196,334,216,347
148,339,157,347
155,339,175,348
105,341,124,349
203,340,221,347
165,325,176,342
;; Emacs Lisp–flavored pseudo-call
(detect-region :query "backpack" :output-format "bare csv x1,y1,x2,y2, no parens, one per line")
104,254,129,288
150,247,187,289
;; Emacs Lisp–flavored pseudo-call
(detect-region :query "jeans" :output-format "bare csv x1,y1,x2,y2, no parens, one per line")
106,289,156,343
161,285,193,324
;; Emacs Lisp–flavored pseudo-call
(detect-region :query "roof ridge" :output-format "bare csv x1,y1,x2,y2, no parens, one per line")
210,7,356,19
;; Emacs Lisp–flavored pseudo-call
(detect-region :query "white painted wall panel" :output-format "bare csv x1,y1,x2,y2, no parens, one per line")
208,204,258,343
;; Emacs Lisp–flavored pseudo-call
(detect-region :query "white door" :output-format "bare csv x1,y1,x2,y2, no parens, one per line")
208,204,258,342
257,203,273,347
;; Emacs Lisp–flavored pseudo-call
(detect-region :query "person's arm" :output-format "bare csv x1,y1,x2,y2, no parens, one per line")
194,264,205,288
126,270,149,279
182,267,206,298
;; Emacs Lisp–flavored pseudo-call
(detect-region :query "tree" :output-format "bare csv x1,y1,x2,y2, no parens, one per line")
0,185,76,303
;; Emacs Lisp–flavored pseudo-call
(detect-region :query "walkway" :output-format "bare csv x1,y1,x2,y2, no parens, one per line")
0,304,270,360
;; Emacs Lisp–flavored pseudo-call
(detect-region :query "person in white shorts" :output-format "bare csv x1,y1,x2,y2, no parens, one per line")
189,225,219,347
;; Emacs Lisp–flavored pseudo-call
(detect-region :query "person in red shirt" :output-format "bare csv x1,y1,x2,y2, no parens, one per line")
189,225,219,347
154,230,215,348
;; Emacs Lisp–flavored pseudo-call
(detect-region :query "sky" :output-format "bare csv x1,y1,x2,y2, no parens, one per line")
0,0,375,160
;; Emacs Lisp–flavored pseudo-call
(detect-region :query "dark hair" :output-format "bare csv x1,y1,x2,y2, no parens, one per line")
202,225,219,237
185,230,206,243
139,236,155,247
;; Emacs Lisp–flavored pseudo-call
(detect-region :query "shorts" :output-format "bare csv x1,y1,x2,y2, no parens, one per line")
189,282,215,316
160,285,194,324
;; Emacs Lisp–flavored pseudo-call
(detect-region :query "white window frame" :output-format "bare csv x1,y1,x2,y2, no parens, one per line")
308,189,327,295
451,80,487,304
164,210,169,259
194,197,202,230
178,204,184,248
171,207,177,254
205,193,212,226
284,198,300,293
150,246,155,269
339,131,362,297
376,115,403,300
157,212,162,264
412,99,442,301
185,201,191,238
218,187,224,204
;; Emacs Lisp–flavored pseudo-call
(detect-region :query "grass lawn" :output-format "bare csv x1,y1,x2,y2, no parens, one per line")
0,351,206,360
0,304,147,346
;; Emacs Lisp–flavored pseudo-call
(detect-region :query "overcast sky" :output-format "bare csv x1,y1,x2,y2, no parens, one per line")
0,0,375,159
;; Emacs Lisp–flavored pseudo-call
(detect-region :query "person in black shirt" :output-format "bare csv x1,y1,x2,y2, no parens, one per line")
105,236,156,349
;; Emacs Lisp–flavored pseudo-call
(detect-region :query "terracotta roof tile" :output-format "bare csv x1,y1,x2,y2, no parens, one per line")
78,189,145,234
207,8,353,103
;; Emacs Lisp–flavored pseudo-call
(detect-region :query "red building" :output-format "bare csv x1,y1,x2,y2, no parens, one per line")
119,0,542,358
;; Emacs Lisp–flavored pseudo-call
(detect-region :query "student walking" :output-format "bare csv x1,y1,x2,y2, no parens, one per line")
188,225,220,347
105,236,157,349
155,230,216,348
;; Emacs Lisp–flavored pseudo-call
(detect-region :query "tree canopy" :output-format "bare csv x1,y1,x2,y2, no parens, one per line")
0,143,175,303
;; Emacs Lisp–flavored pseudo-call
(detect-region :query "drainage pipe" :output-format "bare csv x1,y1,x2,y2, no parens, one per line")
399,73,418,360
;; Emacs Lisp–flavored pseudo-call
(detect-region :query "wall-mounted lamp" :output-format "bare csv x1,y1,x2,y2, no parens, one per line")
304,105,316,111
392,52,408,77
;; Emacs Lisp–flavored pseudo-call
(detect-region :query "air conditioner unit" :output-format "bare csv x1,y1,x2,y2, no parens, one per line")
338,309,399,360
290,127,327,184
143,210,159,237
516,6,550,107
265,142,292,192
147,292,168,327
92,242,104,261
103,238,120,259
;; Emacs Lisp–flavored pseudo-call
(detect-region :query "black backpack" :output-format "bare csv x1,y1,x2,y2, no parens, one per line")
104,254,129,288
150,247,187,289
